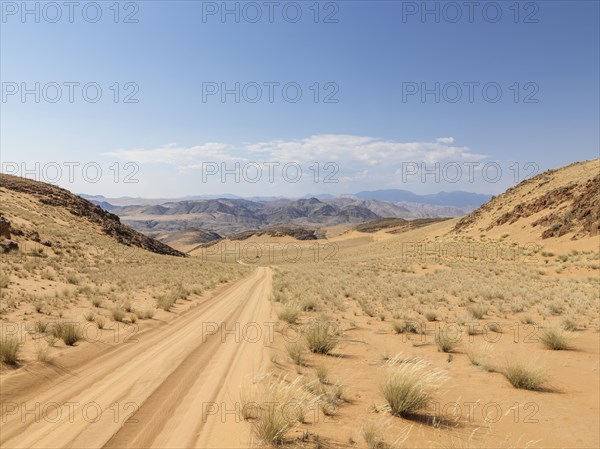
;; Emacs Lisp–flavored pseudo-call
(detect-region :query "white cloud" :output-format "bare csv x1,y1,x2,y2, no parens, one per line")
102,135,486,170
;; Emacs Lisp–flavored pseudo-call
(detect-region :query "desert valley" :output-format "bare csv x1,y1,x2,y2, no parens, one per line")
0,158,598,448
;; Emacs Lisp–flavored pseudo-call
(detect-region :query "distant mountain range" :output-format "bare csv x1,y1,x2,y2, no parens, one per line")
80,190,492,237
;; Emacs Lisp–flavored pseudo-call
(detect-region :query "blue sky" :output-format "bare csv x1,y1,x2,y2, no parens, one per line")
1,0,599,198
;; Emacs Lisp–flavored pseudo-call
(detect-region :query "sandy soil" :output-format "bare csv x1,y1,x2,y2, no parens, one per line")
0,267,273,449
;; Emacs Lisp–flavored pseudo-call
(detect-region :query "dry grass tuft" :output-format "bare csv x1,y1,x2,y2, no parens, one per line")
305,320,339,355
503,361,548,390
0,335,21,364
539,326,573,350
382,360,446,417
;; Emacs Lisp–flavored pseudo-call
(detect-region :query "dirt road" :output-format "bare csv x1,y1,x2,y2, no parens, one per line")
0,267,273,449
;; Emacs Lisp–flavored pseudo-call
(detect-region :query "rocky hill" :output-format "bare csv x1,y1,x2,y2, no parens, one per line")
453,159,599,240
0,174,185,257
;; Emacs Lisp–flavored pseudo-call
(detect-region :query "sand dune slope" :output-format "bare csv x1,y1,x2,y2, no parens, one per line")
0,267,273,449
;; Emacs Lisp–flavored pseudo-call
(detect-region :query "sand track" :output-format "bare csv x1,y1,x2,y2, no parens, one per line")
0,267,273,449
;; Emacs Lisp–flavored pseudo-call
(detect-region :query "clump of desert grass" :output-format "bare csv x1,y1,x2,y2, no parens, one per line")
539,326,573,350
305,319,339,354
561,317,578,331
36,343,50,362
95,315,106,329
315,363,328,383
286,341,305,366
301,298,317,312
156,294,176,312
0,335,21,364
278,303,301,324
465,342,496,372
60,322,82,346
503,360,548,390
135,306,156,320
468,304,489,320
382,360,447,417
240,376,312,445
111,307,126,322
83,310,96,322
435,330,459,353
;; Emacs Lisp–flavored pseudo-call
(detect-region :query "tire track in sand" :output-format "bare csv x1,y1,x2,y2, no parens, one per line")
0,267,273,449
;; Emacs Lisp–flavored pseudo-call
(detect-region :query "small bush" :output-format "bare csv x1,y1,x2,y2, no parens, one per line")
36,344,50,362
278,303,301,324
112,308,126,322
241,377,311,445
316,364,328,383
135,306,156,320
424,310,437,322
301,298,317,311
468,304,488,320
561,318,578,331
503,361,548,390
34,319,48,334
305,320,338,354
539,327,573,350
95,316,106,329
66,274,79,285
156,295,176,312
0,336,21,364
91,297,102,308
61,323,82,346
286,342,305,366
435,331,459,353
34,302,44,313
465,342,495,372
83,311,96,322
382,360,446,417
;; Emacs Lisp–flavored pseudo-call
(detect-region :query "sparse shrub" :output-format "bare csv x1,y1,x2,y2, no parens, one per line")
435,331,459,353
361,419,384,449
465,342,495,372
301,298,317,311
503,361,548,390
424,310,437,322
83,311,96,322
392,320,405,334
66,274,79,285
486,322,502,333
156,295,176,312
278,303,301,324
0,336,21,364
0,274,9,289
112,308,125,322
521,315,535,325
241,377,310,445
60,323,82,346
468,304,488,320
95,316,106,329
34,302,44,313
36,344,50,362
34,319,48,334
91,297,102,308
122,301,134,313
316,364,328,383
539,327,573,350
382,360,446,417
562,317,578,331
305,320,338,354
135,306,156,320
286,342,305,366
